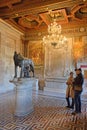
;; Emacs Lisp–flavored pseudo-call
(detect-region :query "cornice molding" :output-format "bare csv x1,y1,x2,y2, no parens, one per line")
24,26,87,41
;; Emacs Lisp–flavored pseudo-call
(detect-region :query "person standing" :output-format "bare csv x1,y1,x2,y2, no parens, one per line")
72,68,84,115
66,72,74,109
13,51,18,78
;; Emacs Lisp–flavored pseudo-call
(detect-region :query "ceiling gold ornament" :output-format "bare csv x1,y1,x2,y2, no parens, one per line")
0,0,86,33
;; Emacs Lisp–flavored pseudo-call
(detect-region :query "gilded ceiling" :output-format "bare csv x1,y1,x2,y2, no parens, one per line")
0,0,87,33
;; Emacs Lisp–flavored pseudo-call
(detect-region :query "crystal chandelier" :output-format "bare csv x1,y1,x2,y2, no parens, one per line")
43,20,67,48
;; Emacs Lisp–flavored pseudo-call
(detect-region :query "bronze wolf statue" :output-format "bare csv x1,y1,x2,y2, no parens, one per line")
13,51,34,78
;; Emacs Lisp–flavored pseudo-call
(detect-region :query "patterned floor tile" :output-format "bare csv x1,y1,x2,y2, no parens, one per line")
0,91,87,130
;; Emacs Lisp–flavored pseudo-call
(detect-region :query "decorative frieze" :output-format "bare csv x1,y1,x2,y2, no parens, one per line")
63,27,87,37
24,27,87,41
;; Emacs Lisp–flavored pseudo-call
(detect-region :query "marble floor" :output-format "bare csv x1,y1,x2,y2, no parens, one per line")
0,89,87,130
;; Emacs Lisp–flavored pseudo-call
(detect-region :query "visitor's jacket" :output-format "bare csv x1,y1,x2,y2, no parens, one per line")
73,73,84,87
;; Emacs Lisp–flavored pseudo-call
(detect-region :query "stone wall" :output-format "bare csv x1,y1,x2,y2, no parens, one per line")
0,18,87,93
43,38,74,78
28,41,44,78
27,36,87,79
0,19,24,93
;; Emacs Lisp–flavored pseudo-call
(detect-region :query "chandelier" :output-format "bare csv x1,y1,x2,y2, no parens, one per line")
43,19,67,48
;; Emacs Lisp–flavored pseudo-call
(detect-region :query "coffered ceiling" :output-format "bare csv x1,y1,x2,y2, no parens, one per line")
0,0,87,33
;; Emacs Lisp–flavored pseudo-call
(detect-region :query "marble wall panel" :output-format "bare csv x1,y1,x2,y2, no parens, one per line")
44,38,73,78
45,47,65,77
0,19,24,93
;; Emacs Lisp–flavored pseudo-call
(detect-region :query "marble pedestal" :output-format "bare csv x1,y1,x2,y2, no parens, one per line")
10,78,35,117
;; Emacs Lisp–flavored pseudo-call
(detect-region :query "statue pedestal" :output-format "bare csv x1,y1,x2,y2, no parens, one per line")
10,78,35,117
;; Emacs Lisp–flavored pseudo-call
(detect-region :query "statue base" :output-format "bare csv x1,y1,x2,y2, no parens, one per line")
10,78,35,117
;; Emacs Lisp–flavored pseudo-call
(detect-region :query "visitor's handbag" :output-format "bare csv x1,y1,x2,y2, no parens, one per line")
74,86,82,91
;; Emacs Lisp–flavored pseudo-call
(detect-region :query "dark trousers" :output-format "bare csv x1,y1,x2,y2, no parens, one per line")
66,97,74,108
74,90,82,113
14,65,17,78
